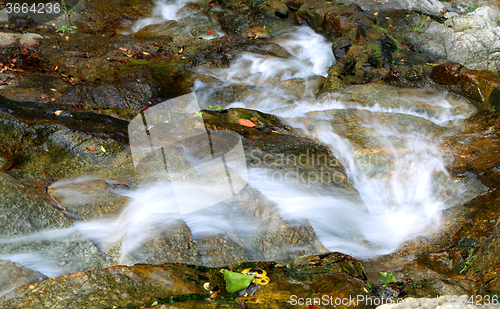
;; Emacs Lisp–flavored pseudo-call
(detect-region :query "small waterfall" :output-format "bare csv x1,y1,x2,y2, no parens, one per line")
0,15,480,273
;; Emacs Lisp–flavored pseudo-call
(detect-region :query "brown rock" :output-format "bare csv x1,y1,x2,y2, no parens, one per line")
430,63,463,85
243,27,271,39
460,70,500,111
325,14,349,36
384,67,401,82
285,1,302,12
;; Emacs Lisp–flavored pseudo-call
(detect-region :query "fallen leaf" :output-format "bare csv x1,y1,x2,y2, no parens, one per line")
87,146,96,151
150,97,156,101
86,62,91,68
40,94,48,99
178,47,183,54
119,60,127,64
119,47,128,51
0,80,11,85
107,57,120,61
307,305,317,309
54,110,62,116
50,97,56,101
206,30,212,34
100,146,106,153
140,103,148,114
238,118,259,128
22,48,29,54
250,117,258,121
51,88,57,91
50,65,58,72
65,35,69,40
400,59,407,63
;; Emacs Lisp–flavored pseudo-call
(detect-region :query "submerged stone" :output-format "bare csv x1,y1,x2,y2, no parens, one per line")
460,70,500,111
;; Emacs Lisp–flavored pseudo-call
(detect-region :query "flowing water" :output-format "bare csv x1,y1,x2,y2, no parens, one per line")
0,1,482,279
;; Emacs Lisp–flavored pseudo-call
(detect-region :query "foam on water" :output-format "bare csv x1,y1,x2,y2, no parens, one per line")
126,0,200,34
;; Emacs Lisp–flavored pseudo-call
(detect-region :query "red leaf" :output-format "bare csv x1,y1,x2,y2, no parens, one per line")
107,57,120,61
237,118,259,128
150,97,156,102
206,30,212,34
40,94,48,99
307,305,317,309
22,48,29,54
77,53,90,58
140,103,149,114
119,60,127,64
87,146,96,151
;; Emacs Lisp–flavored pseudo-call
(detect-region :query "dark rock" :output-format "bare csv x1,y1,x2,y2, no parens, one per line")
275,8,288,19
460,70,500,111
332,36,352,59
430,63,463,85
61,79,154,110
285,1,302,12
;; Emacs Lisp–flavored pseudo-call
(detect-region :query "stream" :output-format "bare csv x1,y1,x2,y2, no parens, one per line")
0,0,484,283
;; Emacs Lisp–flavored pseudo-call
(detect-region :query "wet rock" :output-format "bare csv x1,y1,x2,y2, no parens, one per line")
332,36,352,59
0,260,47,298
431,63,463,85
466,209,500,292
460,70,500,111
297,3,328,31
243,27,271,39
325,14,350,37
61,79,154,110
215,11,254,37
132,20,188,39
285,1,302,12
385,67,402,82
0,255,374,309
405,65,429,81
48,178,131,220
0,264,206,309
275,8,288,19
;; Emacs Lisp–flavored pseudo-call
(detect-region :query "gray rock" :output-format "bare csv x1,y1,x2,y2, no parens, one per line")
411,6,500,70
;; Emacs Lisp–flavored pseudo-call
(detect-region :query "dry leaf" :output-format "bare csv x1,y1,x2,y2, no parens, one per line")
54,110,62,116
100,146,106,153
250,117,258,121
238,118,259,128
87,146,96,151
119,47,128,51
40,94,48,99
65,35,69,40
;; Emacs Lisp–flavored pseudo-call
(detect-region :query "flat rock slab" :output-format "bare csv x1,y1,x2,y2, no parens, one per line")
0,33,43,48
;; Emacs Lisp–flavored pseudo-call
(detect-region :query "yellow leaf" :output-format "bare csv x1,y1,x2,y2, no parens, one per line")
100,146,106,153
